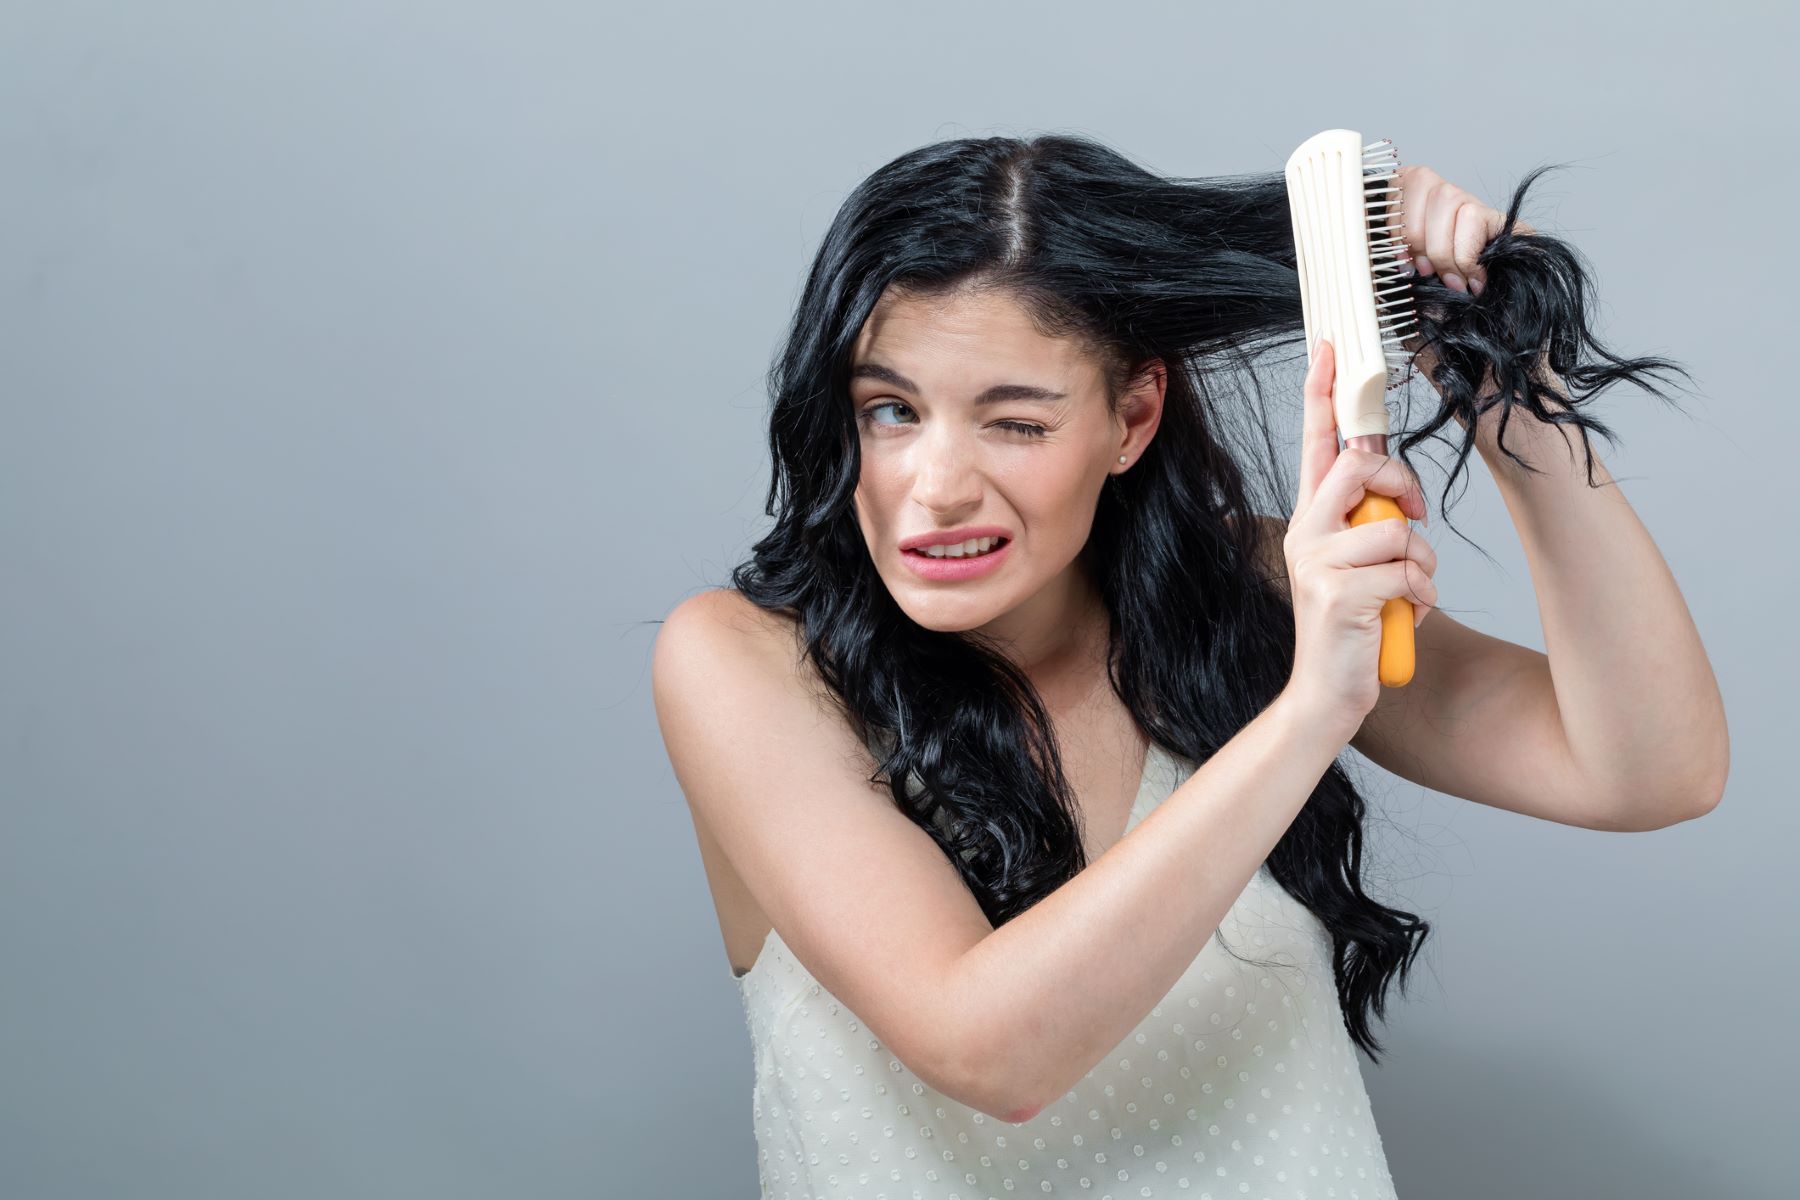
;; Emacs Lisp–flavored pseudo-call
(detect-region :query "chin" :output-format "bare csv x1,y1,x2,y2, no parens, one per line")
888,583,1005,634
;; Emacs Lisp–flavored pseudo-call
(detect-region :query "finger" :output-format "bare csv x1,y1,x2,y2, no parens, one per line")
1319,447,1429,529
1452,200,1503,293
1332,517,1437,578
1375,557,1433,606
1295,336,1338,521
1401,476,1429,524
1426,185,1466,292
1402,169,1441,277
1378,462,1428,523
1310,552,1437,629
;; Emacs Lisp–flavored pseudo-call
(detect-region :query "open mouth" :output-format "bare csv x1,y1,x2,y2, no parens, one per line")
904,536,1010,560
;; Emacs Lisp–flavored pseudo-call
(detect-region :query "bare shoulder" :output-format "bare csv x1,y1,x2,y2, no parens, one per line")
659,587,803,665
652,587,844,809
651,587,999,1106
662,586,839,754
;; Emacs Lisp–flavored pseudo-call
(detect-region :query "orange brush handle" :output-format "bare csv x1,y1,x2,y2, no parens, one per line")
1347,493,1416,687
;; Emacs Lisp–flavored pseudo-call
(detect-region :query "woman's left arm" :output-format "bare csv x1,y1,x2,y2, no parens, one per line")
1469,369,1729,824
1397,166,1730,825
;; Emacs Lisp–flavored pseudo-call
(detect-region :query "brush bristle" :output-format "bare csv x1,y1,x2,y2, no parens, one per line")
1361,139,1418,389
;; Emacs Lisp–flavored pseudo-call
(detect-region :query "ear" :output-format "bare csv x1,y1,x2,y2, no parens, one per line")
1118,357,1167,456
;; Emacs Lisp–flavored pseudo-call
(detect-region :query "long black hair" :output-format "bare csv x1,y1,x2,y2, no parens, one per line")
724,133,1691,1063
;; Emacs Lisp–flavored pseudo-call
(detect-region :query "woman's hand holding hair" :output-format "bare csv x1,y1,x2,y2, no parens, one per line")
1280,338,1438,735
1393,162,1535,298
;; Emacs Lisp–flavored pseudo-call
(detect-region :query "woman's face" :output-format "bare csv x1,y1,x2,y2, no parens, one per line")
850,285,1163,650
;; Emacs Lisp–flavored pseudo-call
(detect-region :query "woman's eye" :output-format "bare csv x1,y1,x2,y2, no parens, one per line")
860,400,913,427
856,401,1046,439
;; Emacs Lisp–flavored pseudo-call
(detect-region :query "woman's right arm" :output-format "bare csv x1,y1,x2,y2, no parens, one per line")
950,686,1350,1121
653,587,1356,1123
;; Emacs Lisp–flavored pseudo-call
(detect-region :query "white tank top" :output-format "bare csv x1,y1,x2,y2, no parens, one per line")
732,740,1399,1199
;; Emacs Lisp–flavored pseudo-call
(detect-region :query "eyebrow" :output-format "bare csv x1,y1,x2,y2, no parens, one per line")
850,362,1068,406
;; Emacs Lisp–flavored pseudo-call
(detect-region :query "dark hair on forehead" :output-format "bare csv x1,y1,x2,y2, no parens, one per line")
865,271,1143,411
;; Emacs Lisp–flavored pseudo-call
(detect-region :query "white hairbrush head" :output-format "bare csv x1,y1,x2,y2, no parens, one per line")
1284,130,1419,448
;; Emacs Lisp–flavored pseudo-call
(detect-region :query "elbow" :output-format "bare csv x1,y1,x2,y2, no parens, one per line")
1598,728,1730,831
921,953,1091,1123
1648,793,1720,831
1592,714,1731,832
981,1062,1051,1125
1599,770,1727,832
926,1033,1038,1124
972,1081,1050,1127
1686,758,1728,822
1669,747,1730,827
1680,768,1727,825
1683,718,1732,821
927,1017,1054,1125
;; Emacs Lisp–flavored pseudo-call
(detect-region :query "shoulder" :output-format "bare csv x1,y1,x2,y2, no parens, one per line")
652,589,835,756
651,598,1006,1113
656,588,805,677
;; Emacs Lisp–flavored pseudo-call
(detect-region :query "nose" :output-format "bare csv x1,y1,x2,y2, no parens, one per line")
909,425,984,519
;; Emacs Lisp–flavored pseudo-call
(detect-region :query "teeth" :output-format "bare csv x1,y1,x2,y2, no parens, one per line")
920,536,1004,559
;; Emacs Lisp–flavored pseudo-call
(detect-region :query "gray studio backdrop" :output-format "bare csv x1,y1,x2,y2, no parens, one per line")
3,2,1791,1197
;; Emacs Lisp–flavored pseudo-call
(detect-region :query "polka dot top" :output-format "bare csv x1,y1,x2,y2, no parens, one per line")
732,740,1399,1200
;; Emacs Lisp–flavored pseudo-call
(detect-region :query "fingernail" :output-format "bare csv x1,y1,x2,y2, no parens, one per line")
1415,608,1426,628
1469,277,1485,298
1443,272,1466,293
1415,255,1435,276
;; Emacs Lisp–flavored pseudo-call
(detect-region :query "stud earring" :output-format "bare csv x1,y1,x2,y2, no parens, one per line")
1118,455,1127,464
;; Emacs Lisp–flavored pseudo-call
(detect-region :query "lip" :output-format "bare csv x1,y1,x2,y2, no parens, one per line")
899,525,1014,552
899,533,1013,582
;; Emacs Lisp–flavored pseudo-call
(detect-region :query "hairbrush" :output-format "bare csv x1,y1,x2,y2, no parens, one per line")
1284,128,1421,688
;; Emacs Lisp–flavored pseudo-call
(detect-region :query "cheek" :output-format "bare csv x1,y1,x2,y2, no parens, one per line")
852,462,900,536
995,451,1097,516
856,453,910,499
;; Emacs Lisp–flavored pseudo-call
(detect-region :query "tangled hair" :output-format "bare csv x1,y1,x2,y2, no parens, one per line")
723,133,1692,1063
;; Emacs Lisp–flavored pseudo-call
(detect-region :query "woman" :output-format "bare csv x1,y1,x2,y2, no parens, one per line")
653,134,1727,1198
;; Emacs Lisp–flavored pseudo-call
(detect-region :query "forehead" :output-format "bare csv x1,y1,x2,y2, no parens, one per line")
850,286,1095,385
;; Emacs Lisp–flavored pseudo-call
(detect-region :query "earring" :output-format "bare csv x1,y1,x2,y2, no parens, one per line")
1118,455,1127,464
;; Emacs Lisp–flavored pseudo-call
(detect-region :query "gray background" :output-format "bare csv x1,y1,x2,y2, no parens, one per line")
3,1,1792,1197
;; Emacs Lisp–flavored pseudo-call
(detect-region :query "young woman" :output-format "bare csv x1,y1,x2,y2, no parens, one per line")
653,134,1727,1199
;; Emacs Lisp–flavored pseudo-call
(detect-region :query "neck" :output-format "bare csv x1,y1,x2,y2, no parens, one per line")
971,559,1113,710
